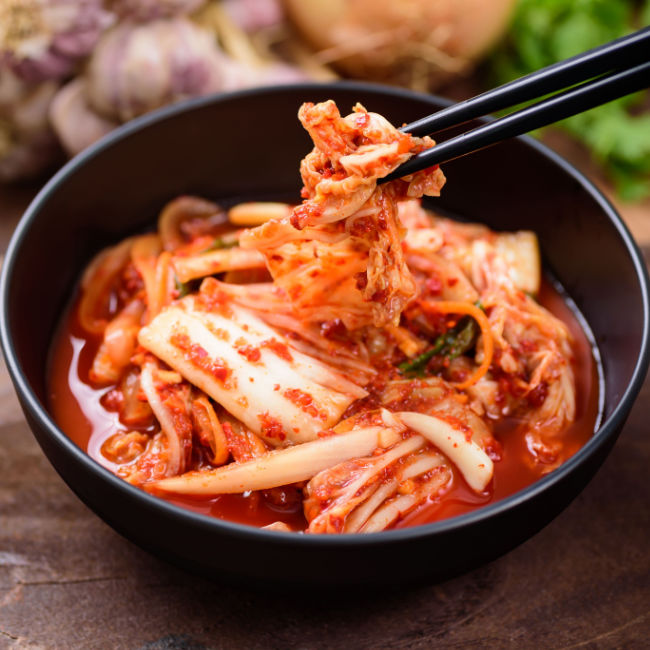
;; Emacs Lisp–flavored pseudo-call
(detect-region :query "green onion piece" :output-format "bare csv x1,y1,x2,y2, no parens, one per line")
175,275,190,298
200,236,238,253
398,316,479,377
444,317,478,361
397,337,446,376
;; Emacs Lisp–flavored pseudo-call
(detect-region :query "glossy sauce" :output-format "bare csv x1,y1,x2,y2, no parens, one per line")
47,277,602,532
399,279,602,528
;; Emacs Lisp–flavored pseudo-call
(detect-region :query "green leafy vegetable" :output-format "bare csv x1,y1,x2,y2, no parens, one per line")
398,339,445,377
447,318,478,361
398,317,478,377
489,0,650,201
175,275,191,298
200,235,238,253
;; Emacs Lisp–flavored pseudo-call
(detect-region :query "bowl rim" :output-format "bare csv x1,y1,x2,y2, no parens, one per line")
2,80,649,547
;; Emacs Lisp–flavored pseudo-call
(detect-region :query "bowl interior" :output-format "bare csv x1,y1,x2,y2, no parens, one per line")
7,84,645,423
2,83,648,584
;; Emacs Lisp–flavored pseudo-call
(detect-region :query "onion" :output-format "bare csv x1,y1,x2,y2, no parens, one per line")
282,0,517,87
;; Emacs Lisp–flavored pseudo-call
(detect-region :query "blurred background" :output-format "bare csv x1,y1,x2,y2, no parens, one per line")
0,0,649,234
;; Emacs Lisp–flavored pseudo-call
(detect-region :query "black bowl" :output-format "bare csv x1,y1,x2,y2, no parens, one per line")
2,82,649,586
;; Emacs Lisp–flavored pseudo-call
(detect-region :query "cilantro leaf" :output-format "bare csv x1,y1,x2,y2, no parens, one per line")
489,0,650,201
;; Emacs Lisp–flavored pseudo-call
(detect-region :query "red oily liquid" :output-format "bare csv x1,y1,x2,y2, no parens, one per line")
47,277,602,532
398,279,602,529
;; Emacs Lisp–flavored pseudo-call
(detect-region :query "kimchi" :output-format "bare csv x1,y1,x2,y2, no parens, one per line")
48,100,600,533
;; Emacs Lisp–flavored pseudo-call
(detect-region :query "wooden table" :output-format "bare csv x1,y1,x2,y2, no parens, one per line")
1,144,649,649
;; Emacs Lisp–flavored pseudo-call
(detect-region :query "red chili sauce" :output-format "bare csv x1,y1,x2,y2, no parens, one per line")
47,277,602,532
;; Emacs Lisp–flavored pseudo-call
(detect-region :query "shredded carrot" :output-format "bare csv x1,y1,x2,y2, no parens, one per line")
418,300,494,390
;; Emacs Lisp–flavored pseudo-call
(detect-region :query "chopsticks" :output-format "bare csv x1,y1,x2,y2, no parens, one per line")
380,27,650,183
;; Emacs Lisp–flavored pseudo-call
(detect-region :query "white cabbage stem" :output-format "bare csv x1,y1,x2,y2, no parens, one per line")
151,425,402,495
361,469,450,533
228,202,292,227
140,362,189,477
89,299,145,384
397,411,493,492
172,247,266,283
306,434,426,533
138,293,364,445
492,231,541,296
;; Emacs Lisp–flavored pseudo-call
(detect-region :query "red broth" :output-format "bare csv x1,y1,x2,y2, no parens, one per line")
399,279,602,528
47,277,602,531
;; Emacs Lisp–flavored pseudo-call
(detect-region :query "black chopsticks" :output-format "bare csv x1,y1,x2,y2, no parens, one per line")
380,27,650,183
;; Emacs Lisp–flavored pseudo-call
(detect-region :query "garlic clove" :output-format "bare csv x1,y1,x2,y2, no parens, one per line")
0,0,114,83
0,68,60,182
85,17,237,123
221,0,285,34
49,78,118,156
109,0,207,22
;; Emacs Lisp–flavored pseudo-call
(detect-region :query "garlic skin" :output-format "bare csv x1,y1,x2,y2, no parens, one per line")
221,0,284,33
109,0,207,22
0,67,60,181
242,61,309,86
49,78,117,156
283,0,517,88
50,58,306,158
0,0,114,83
0,126,58,181
86,18,239,122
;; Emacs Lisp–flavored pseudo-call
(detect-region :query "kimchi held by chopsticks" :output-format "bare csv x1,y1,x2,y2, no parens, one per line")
49,100,596,534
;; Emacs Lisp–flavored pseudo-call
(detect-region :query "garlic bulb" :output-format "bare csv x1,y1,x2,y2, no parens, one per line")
49,78,118,156
221,0,284,34
85,18,240,122
109,0,207,22
0,67,60,181
0,0,113,83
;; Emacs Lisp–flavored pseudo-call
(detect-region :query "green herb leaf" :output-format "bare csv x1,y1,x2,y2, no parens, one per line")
398,317,479,377
488,0,650,201
201,236,238,253
397,338,446,377
175,275,190,298
445,317,478,361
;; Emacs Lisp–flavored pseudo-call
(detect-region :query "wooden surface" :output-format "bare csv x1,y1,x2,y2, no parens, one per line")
1,144,649,649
